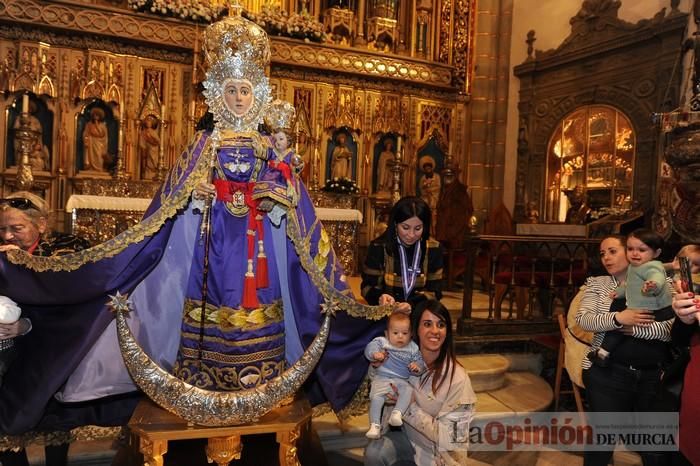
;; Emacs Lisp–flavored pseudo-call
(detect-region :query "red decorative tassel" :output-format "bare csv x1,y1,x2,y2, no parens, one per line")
257,256,269,289
254,215,269,288
242,260,259,309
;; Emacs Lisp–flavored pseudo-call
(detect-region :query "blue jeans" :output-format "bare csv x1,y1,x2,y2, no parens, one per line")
364,428,416,466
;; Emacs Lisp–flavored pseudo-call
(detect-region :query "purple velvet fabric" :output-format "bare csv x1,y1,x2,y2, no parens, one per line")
0,130,382,436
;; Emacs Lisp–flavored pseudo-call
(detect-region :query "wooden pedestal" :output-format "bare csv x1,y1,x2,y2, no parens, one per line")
127,398,311,466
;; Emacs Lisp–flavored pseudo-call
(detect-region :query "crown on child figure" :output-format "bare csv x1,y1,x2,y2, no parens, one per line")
265,100,296,133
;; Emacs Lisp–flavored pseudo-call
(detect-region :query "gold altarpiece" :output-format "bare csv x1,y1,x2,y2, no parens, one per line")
0,0,475,247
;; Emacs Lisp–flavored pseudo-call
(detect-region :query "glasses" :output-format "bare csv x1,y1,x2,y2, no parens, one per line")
0,198,39,211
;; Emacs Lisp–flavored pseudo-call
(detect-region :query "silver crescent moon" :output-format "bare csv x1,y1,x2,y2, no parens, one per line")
115,308,331,426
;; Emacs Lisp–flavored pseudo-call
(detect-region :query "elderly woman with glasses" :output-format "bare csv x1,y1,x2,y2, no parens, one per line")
0,191,90,339
0,191,88,256
0,191,89,466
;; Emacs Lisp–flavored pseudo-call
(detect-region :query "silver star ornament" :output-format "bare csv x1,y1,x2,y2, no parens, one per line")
107,291,132,314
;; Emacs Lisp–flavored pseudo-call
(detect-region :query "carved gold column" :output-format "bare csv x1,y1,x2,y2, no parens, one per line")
205,435,242,466
276,427,301,466
155,113,168,182
139,438,168,466
310,125,322,191
356,0,366,45
115,115,129,180
14,104,37,191
390,138,406,204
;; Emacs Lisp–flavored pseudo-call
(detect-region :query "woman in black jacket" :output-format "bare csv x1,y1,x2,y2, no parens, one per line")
361,196,443,314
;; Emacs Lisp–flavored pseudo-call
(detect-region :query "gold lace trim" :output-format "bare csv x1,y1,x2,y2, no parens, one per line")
310,375,370,424
285,208,393,320
179,344,284,364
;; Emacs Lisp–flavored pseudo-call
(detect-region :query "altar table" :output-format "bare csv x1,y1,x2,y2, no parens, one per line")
66,194,151,245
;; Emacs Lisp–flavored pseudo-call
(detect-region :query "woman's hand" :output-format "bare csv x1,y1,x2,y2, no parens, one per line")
378,294,395,306
394,302,411,314
672,287,700,325
614,308,654,326
0,319,29,339
378,295,411,314
193,182,216,200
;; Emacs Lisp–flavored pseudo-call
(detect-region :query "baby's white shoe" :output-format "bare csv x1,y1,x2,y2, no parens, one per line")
389,409,403,427
366,423,382,439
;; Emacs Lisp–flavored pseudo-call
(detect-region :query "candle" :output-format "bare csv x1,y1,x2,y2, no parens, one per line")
316,123,322,138
448,139,453,155
161,104,166,121
22,94,29,113
396,135,402,154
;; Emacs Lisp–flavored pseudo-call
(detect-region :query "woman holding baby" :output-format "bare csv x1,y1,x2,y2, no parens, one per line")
364,299,476,466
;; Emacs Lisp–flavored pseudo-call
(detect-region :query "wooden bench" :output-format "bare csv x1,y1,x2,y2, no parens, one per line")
127,397,311,466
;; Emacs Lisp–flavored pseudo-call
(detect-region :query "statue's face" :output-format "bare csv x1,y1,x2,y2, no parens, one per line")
273,131,289,151
223,79,254,116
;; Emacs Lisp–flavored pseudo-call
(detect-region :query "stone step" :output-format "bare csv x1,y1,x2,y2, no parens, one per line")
26,439,116,466
459,354,510,392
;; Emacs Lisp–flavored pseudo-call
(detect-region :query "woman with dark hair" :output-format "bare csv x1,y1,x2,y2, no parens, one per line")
361,196,444,314
364,299,476,466
575,234,672,466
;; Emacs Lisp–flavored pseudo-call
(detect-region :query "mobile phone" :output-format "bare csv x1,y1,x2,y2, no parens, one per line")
679,256,694,293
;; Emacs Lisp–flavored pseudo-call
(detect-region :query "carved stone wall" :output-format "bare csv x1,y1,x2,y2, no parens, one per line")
513,2,686,222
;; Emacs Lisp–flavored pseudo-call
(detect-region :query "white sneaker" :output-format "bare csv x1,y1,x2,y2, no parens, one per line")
389,409,403,427
366,423,382,439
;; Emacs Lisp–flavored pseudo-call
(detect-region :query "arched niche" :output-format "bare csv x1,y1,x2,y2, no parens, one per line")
513,2,686,223
325,127,358,183
4,92,54,170
544,105,636,222
75,99,119,174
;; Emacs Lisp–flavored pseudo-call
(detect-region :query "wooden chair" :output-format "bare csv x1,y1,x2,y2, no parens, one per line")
436,178,472,290
480,203,520,318
554,313,585,415
548,243,590,316
554,288,592,425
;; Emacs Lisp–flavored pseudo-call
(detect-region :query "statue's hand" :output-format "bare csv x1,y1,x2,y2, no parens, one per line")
258,199,275,212
193,182,216,200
